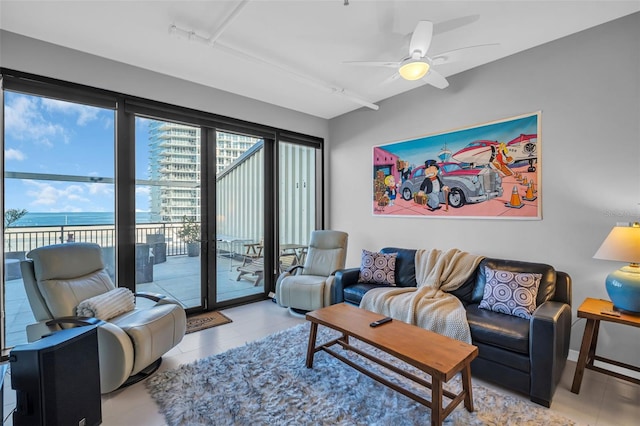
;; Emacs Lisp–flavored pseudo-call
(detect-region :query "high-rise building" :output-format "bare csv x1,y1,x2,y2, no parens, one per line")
147,121,259,222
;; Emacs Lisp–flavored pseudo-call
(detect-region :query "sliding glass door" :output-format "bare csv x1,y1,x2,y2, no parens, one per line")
215,131,264,302
134,118,203,309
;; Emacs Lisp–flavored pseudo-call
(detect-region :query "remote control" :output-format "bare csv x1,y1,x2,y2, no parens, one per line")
370,317,392,327
600,309,621,317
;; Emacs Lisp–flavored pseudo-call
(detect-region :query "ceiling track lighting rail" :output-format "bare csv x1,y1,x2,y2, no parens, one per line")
168,21,379,112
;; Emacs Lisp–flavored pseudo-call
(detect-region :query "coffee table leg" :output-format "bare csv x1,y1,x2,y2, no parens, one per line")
306,322,318,368
340,333,349,346
461,364,474,412
431,378,443,426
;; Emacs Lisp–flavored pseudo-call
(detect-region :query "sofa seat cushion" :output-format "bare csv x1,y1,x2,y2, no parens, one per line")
344,282,389,305
466,303,530,355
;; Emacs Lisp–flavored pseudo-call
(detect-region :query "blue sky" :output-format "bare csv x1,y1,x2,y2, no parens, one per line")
378,113,538,167
3,92,151,212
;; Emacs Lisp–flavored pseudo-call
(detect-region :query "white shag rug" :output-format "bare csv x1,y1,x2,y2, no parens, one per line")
146,323,575,426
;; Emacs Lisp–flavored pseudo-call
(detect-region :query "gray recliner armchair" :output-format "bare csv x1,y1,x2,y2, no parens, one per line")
20,243,187,393
275,230,348,313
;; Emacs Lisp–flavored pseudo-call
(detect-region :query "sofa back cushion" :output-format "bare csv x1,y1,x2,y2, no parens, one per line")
380,247,417,288
462,258,556,306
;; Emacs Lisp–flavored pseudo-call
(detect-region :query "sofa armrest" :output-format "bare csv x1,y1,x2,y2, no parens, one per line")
332,267,361,304
529,300,572,407
553,271,572,306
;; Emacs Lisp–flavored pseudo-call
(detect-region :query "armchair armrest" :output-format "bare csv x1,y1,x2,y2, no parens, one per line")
46,316,104,328
135,291,182,307
529,300,572,407
134,291,167,303
332,267,361,304
27,317,105,342
285,265,304,274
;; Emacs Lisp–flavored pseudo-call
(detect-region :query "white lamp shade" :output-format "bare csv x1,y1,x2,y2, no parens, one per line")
593,223,640,264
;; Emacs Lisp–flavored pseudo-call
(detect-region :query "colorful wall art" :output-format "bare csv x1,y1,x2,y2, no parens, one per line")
373,111,541,219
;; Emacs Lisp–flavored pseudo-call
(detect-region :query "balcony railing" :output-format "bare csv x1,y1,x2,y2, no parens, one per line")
4,222,194,257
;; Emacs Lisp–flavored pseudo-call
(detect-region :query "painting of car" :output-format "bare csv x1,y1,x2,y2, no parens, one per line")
399,162,503,208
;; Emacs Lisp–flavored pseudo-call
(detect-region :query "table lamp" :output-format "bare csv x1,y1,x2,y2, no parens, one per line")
593,222,640,313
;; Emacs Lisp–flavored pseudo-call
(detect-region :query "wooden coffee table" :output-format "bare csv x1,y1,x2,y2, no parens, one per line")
306,303,478,426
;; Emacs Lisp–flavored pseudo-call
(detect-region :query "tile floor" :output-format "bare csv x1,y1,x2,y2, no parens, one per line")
3,300,639,425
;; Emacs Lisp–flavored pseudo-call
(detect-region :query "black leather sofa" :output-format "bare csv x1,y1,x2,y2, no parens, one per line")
333,247,572,407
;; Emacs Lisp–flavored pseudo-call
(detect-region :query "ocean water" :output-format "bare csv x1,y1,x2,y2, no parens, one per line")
11,212,152,227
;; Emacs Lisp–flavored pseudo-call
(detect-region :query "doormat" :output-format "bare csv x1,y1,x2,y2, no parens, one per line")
186,311,232,334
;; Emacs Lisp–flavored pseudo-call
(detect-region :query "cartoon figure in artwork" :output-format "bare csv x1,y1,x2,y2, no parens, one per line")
384,175,398,206
399,161,412,183
490,142,515,177
419,160,449,211
374,170,389,211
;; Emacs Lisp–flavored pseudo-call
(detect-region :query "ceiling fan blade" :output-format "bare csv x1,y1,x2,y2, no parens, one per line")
423,69,449,89
431,44,500,65
342,61,400,68
381,72,402,85
409,21,433,57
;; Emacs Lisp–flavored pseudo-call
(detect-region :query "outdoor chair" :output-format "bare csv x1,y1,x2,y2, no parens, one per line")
20,242,187,393
236,258,264,286
275,230,348,314
239,239,263,267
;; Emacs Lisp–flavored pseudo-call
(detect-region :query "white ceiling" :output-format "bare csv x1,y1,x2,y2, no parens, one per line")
1,1,639,119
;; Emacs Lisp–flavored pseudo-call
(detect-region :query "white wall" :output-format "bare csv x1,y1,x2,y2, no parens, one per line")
0,30,328,139
328,13,640,365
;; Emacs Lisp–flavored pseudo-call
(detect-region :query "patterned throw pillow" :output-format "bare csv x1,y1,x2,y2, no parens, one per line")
479,267,542,319
358,249,397,286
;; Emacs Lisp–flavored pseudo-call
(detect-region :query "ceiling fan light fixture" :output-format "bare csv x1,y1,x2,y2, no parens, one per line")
398,58,430,81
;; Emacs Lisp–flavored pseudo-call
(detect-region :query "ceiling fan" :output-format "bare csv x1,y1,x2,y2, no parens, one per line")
344,20,494,89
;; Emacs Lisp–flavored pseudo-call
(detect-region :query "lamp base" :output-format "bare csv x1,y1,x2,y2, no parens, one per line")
605,265,640,314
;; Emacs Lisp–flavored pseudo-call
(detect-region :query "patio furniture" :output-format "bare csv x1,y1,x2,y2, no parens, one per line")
279,253,298,274
4,259,21,281
146,234,167,264
236,258,264,286
240,239,264,266
135,243,154,283
4,251,25,280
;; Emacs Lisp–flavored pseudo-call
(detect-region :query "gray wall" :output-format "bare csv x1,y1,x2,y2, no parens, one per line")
329,13,640,365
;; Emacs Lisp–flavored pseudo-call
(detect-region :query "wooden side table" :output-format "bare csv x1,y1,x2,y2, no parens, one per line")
570,298,640,393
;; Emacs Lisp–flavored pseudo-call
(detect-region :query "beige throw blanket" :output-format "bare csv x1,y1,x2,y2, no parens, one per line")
359,248,484,343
